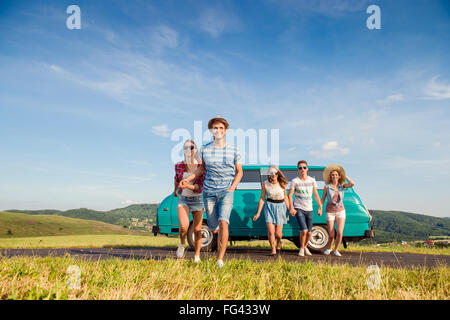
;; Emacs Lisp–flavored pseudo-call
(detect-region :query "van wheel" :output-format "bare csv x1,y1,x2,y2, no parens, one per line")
187,221,218,252
308,225,329,253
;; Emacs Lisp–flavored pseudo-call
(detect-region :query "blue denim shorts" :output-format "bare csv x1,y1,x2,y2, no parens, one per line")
177,194,204,212
203,189,234,231
295,208,313,232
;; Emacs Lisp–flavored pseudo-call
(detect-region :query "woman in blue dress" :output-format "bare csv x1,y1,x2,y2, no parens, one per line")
253,165,290,255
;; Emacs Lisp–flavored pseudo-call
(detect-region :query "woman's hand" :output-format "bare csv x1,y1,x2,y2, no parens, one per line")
289,208,297,216
253,213,260,221
317,206,322,216
179,179,188,188
173,190,178,197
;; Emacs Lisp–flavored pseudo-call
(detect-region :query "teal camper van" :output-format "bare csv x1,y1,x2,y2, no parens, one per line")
153,165,374,252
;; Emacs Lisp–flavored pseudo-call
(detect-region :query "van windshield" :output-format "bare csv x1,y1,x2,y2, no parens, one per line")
237,168,325,190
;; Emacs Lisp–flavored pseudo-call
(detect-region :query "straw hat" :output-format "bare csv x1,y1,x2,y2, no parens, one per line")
323,164,346,185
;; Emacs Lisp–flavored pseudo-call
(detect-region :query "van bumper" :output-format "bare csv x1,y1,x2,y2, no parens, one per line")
152,225,160,236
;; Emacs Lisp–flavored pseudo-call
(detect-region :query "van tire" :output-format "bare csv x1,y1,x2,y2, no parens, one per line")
187,221,218,252
289,225,330,253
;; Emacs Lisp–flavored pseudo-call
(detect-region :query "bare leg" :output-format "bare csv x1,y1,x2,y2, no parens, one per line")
334,217,345,252
192,210,203,256
266,223,276,254
177,205,190,245
326,219,335,250
275,225,283,250
217,220,229,261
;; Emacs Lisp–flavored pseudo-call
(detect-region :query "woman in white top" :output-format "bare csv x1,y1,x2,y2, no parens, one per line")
253,165,290,255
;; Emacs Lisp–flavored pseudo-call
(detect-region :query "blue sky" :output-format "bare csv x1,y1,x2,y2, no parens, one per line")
0,0,449,217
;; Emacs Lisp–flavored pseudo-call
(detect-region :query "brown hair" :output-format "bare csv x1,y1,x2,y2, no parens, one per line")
268,166,288,189
208,116,229,130
297,160,308,167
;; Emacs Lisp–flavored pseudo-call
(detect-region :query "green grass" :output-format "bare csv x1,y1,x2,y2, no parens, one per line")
0,211,149,238
0,255,448,300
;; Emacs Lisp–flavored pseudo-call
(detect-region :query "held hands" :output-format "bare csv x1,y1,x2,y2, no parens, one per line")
318,206,323,216
179,179,189,188
289,208,297,216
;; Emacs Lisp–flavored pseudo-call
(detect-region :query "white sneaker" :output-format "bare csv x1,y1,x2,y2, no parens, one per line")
304,247,312,256
218,259,224,269
298,248,305,257
323,249,332,255
333,251,342,257
176,244,186,258
194,255,201,263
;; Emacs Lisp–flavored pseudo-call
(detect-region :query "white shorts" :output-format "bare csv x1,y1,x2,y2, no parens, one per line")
326,209,346,221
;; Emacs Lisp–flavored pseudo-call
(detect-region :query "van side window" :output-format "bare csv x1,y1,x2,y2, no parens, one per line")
237,170,262,190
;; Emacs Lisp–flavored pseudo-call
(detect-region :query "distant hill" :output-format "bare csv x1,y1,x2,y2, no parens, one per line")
6,204,158,232
369,210,450,243
0,211,150,238
5,205,450,243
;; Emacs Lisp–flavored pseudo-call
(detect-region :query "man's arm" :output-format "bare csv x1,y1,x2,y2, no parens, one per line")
313,187,323,216
227,163,243,192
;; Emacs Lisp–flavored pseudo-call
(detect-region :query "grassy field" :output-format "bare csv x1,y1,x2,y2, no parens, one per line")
0,211,148,238
0,255,448,300
0,234,449,255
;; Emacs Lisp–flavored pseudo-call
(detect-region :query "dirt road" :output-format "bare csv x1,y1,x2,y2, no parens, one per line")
1,247,448,268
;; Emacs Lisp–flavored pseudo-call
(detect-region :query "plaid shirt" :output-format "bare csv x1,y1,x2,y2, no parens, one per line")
174,161,205,194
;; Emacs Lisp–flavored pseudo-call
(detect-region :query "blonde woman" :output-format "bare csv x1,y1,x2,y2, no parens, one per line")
173,140,205,262
321,164,355,257
253,165,290,255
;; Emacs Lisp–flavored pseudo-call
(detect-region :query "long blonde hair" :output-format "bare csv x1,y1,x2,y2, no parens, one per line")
267,165,288,189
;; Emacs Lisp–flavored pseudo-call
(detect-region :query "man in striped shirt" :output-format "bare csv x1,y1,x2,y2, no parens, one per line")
180,116,243,268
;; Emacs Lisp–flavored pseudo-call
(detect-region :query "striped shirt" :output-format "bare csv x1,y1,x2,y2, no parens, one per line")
200,141,242,193
289,176,317,211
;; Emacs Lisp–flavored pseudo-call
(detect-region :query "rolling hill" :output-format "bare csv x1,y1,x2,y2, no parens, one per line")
369,210,450,243
4,205,450,243
0,211,149,238
5,204,158,232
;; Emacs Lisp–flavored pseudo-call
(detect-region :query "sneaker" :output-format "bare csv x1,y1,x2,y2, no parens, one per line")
298,248,305,257
176,244,186,258
304,247,312,256
218,259,224,269
194,255,201,263
323,249,332,255
333,251,342,257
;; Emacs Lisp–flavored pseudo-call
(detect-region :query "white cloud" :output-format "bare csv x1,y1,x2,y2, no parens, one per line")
151,25,179,53
288,147,296,151
121,200,143,205
376,94,405,105
198,6,241,38
152,124,170,137
424,76,450,100
273,0,371,17
310,141,349,158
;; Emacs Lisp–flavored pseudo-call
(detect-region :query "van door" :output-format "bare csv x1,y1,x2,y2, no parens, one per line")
229,169,264,237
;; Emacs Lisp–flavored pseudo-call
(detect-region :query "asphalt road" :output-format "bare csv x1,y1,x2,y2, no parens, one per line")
1,247,449,268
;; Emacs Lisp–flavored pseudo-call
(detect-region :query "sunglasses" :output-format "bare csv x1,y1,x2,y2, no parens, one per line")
298,166,308,170
184,146,195,150
268,172,278,176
